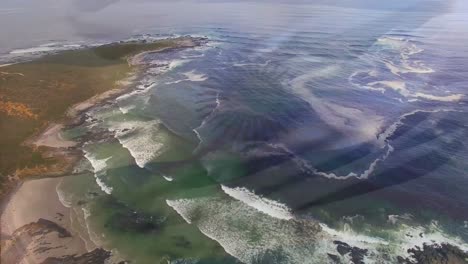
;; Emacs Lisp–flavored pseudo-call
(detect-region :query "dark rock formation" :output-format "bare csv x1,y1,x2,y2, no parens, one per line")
1,218,111,264
328,253,342,263
40,248,111,264
333,241,368,264
14,218,72,239
398,243,468,264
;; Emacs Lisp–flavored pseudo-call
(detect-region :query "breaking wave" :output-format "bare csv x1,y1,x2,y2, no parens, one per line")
109,120,165,168
83,150,113,194
220,185,293,220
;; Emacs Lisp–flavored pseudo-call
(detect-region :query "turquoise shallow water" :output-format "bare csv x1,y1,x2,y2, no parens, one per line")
3,0,468,263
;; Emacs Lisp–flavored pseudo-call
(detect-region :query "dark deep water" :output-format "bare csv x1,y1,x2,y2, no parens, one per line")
2,0,468,263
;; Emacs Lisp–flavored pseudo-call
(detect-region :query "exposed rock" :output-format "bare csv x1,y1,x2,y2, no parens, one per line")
1,219,79,264
398,243,468,264
40,248,111,264
328,253,342,263
333,241,368,264
12,218,72,239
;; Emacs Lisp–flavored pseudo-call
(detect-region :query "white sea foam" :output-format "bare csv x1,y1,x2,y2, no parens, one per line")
377,108,458,146
320,223,389,246
10,46,58,54
413,92,464,102
313,144,393,180
9,42,86,55
192,128,204,146
169,59,190,70
374,36,435,76
56,180,73,208
387,214,413,225
109,120,165,168
118,105,135,114
84,152,111,173
83,151,113,194
395,221,468,258
163,175,174,182
192,92,221,150
268,142,380,180
351,45,460,103
351,35,454,105
376,37,424,56
165,197,334,264
384,60,434,75
95,177,113,195
274,109,458,180
166,199,194,224
183,70,208,82
314,216,468,262
368,81,410,96
319,218,468,263
364,81,462,102
220,185,293,220
167,192,468,264
165,70,208,84
81,207,105,247
320,109,460,179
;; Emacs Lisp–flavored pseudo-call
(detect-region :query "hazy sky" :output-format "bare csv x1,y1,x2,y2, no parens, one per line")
0,0,461,54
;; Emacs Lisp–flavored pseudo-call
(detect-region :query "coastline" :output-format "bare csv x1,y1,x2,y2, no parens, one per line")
0,36,207,263
0,177,89,263
1,35,207,195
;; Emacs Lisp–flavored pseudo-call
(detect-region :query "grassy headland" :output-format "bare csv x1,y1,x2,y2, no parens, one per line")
0,37,203,197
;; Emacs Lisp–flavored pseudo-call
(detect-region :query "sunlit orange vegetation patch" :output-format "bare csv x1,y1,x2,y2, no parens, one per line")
14,165,50,179
0,100,38,119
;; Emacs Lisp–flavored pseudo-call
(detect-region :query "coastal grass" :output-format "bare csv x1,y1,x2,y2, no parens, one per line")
0,39,181,196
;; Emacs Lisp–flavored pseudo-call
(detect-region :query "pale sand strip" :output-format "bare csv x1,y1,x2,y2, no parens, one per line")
32,124,77,148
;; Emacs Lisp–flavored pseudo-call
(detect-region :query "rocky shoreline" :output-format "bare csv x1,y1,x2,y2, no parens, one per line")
0,36,207,264
326,240,468,264
0,36,208,197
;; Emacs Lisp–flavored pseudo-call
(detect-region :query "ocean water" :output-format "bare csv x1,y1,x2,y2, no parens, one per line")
3,0,468,263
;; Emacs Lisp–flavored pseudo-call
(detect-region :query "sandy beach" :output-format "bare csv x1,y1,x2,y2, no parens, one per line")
32,124,77,148
0,177,94,264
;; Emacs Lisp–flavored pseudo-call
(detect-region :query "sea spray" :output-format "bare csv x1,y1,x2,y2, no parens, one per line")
220,185,293,220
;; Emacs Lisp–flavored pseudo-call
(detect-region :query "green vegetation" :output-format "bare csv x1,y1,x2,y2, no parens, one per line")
0,38,184,196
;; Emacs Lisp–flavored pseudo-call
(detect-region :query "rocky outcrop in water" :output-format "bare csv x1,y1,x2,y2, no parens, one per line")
333,241,368,264
398,243,468,264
